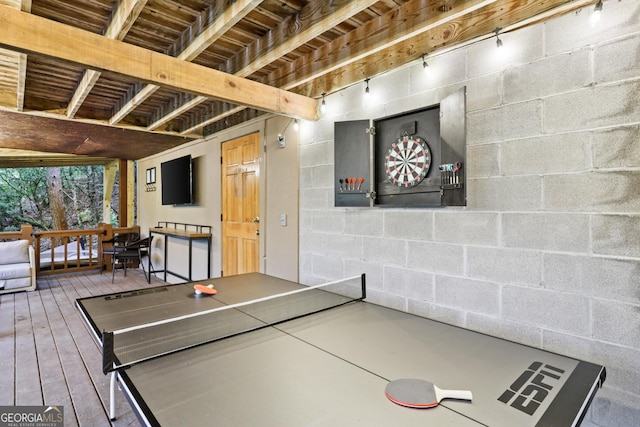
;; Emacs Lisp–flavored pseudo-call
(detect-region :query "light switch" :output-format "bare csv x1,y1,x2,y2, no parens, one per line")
280,214,287,226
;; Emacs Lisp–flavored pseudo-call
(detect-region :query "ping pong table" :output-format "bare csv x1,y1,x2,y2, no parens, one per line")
76,273,605,427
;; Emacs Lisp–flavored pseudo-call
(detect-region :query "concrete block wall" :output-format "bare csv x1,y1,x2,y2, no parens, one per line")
298,1,640,426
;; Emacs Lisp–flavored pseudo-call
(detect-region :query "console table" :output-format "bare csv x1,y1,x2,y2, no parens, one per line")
149,222,212,282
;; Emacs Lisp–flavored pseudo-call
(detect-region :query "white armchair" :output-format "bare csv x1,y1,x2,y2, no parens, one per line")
0,239,37,294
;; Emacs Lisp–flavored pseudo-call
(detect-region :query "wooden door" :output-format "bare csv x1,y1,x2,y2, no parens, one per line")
222,133,260,276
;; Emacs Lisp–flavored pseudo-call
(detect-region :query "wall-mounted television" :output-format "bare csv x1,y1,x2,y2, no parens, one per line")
161,155,193,205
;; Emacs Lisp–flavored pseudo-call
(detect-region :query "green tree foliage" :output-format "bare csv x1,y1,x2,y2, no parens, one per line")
0,165,111,232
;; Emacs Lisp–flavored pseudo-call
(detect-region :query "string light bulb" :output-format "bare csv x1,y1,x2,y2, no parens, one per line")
494,28,503,49
591,0,603,25
363,78,371,105
320,93,326,114
422,54,431,74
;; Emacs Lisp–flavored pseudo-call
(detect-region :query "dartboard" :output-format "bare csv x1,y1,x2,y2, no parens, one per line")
385,135,432,187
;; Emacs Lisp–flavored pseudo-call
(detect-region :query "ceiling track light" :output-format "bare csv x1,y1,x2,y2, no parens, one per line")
494,27,503,49
320,92,327,114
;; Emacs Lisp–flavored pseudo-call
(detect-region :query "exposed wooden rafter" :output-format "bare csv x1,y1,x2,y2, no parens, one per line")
66,0,148,119
187,0,498,133
149,0,378,132
0,5,319,121
288,0,596,97
113,0,261,128
0,108,194,161
0,0,30,111
0,147,113,168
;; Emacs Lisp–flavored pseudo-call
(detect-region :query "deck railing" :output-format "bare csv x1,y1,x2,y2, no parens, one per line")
0,223,141,277
0,224,34,242
34,228,104,276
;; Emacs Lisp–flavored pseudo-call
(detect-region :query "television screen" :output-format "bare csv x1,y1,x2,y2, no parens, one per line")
161,155,193,205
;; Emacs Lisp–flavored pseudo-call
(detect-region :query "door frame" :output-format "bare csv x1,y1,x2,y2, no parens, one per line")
221,131,265,276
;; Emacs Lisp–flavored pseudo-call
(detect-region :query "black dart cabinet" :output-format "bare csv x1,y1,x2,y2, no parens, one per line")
334,86,466,207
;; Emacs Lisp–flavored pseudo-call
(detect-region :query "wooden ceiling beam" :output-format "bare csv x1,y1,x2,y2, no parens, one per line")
0,147,114,168
0,5,318,121
195,0,591,133
15,52,26,111
265,0,499,91
226,0,380,78
112,0,260,127
182,104,243,135
15,0,30,111
66,0,148,119
147,95,202,131
271,0,591,93
0,49,20,108
184,0,496,132
0,108,194,161
177,0,262,62
291,0,595,97
181,104,246,136
173,0,379,134
0,0,29,111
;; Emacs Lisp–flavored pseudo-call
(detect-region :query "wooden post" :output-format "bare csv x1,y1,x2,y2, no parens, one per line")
118,159,128,227
19,224,33,242
99,222,113,272
127,160,135,227
103,161,118,224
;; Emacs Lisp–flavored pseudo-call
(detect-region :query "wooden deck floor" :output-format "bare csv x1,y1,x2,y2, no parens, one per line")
0,268,163,427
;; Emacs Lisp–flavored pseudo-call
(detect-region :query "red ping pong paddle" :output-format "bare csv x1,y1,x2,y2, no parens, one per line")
385,378,472,408
194,284,217,295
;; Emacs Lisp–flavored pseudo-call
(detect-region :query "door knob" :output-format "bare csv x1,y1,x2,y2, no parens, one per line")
252,217,260,223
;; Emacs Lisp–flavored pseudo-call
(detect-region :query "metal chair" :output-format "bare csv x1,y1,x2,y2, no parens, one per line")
111,236,155,283
102,232,138,273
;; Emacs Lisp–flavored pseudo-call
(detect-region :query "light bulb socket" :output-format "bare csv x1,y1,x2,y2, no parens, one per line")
594,0,603,12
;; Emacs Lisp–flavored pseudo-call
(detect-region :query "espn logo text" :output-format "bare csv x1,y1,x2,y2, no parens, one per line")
498,361,566,415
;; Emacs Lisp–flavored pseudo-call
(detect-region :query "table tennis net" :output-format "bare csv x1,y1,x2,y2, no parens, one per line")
102,274,365,373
